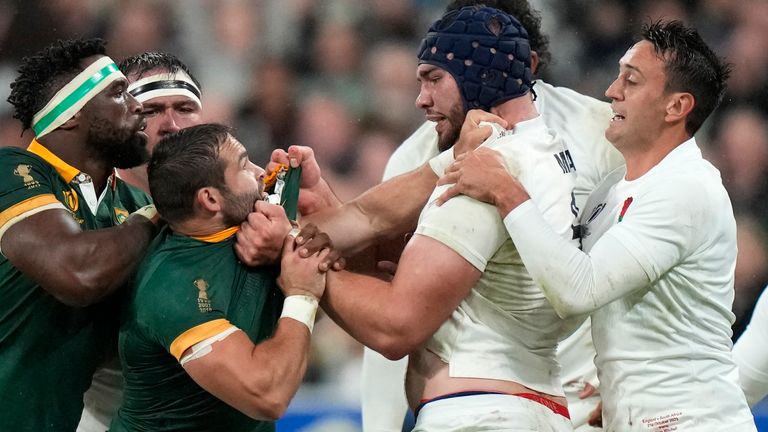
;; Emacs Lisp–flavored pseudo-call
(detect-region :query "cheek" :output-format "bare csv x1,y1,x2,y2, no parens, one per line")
178,112,203,128
234,173,261,191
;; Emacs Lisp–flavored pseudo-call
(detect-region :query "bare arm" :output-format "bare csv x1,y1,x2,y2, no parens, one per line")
322,234,481,360
1,208,157,307
183,320,312,420
305,163,438,255
183,236,328,420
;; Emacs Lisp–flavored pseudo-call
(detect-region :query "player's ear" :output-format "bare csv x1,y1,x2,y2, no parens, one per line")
196,187,224,213
531,51,540,75
58,112,81,131
664,92,694,125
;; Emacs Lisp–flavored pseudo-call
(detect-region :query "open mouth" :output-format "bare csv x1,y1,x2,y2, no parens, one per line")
611,112,625,122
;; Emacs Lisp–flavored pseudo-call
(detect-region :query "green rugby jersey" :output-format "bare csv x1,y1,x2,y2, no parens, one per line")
0,140,151,431
111,227,283,432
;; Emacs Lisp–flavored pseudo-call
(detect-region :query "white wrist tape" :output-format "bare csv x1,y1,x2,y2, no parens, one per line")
428,147,456,176
132,204,158,222
280,295,319,333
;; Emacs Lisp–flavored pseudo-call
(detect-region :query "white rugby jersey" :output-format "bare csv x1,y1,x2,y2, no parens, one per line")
504,138,756,431
734,287,768,407
365,80,621,431
417,117,578,395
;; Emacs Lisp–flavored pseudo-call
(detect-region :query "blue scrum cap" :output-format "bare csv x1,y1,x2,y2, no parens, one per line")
418,6,533,111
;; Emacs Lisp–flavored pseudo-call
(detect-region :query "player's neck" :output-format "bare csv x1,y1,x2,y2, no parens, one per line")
621,128,691,180
172,214,233,239
117,166,150,193
38,132,113,192
491,94,539,128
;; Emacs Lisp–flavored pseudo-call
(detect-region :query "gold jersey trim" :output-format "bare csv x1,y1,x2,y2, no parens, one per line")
191,226,240,243
0,195,66,256
170,318,232,361
27,139,80,183
0,194,63,229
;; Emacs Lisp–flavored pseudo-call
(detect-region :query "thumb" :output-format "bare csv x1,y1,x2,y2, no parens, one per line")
256,201,288,221
282,229,297,253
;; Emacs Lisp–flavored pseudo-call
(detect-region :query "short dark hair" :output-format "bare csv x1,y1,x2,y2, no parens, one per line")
148,123,231,225
641,20,731,135
118,51,201,90
7,38,107,132
446,0,550,72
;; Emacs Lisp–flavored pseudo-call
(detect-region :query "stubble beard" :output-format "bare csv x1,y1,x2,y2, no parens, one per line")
87,116,149,169
220,186,262,227
436,104,466,152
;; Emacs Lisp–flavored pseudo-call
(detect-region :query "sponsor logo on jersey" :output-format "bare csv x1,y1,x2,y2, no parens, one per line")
14,164,40,189
63,188,79,212
194,278,212,313
587,202,606,224
553,150,576,174
114,208,129,224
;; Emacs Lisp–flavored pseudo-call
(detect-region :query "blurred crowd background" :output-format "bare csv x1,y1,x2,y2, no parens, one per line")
1,0,767,424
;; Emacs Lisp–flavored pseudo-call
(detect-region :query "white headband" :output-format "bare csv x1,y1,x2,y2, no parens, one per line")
127,71,202,108
32,56,125,138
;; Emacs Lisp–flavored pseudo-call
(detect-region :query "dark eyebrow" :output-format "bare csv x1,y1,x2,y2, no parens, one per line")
621,62,644,77
418,65,439,79
238,151,248,164
108,78,127,91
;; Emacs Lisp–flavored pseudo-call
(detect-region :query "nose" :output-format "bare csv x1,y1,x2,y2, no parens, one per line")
605,78,621,101
127,93,143,114
158,111,181,136
415,85,432,110
249,162,266,180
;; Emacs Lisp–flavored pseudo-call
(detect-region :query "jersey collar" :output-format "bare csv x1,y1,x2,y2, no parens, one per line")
191,226,240,243
27,139,119,191
27,139,80,183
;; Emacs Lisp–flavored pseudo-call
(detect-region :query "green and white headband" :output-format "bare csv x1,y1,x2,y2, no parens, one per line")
127,71,202,108
32,56,125,138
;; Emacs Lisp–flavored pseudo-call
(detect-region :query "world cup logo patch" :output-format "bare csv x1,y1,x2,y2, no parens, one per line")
14,164,40,189
63,188,79,212
194,278,212,313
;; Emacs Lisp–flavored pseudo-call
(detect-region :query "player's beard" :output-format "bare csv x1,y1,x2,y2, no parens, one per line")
437,103,466,152
87,116,149,169
220,186,262,227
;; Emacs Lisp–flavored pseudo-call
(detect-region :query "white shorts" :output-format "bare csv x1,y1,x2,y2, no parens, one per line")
413,392,574,432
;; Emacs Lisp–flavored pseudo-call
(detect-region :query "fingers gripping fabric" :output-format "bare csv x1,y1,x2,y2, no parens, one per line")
418,6,533,111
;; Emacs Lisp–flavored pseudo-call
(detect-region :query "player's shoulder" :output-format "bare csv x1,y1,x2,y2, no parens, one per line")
0,146,50,171
535,80,609,109
384,121,439,180
115,178,153,209
485,116,559,152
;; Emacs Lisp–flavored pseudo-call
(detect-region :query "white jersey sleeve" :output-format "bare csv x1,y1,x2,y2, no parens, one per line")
502,169,709,317
503,199,649,317
382,121,439,180
503,139,733,322
734,288,768,407
417,117,573,271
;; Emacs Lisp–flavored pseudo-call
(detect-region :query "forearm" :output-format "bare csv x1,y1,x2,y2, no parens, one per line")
306,164,436,255
241,319,312,419
6,212,157,306
74,214,157,293
322,271,424,360
503,201,649,317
